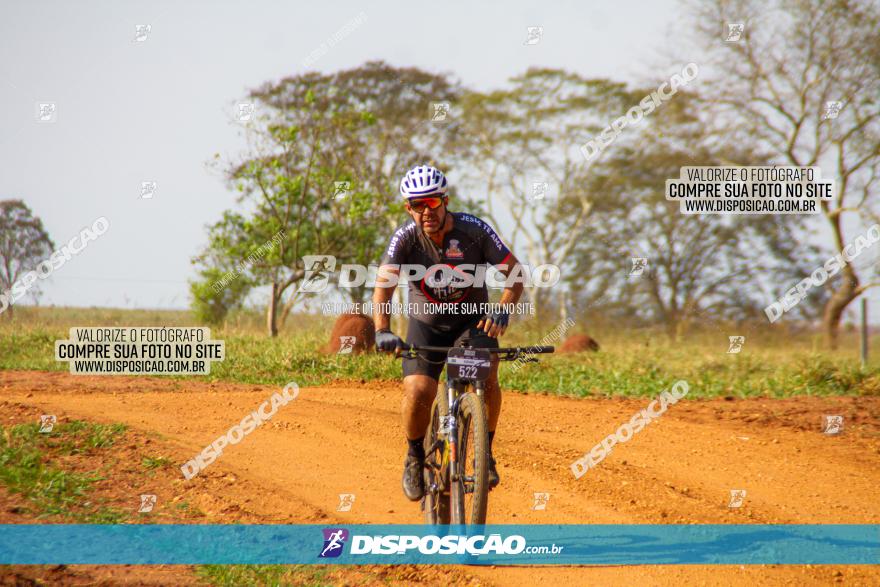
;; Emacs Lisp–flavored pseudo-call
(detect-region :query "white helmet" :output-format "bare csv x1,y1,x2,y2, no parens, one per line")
399,165,448,199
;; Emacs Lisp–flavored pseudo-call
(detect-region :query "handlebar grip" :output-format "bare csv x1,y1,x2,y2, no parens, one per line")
529,346,555,353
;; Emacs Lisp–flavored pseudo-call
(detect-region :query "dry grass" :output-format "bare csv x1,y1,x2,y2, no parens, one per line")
1,306,877,397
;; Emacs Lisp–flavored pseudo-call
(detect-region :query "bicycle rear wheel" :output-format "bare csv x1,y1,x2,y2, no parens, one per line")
423,390,450,524
451,391,488,525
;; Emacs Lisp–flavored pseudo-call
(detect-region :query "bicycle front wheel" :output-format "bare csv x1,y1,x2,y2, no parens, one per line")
423,390,450,525
450,391,488,525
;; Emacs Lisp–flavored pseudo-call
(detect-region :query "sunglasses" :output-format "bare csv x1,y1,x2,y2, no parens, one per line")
408,197,444,213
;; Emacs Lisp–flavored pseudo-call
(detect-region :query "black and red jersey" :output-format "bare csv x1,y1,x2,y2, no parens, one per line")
380,212,512,329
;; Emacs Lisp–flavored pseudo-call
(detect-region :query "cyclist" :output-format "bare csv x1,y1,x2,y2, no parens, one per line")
372,164,524,501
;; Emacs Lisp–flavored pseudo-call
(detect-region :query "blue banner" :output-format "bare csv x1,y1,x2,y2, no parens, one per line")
0,524,877,565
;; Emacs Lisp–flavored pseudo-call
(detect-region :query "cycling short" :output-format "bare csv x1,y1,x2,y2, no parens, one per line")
402,317,499,381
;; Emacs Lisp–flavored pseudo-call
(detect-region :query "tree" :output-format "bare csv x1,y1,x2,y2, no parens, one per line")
297,61,467,330
454,69,632,320
0,200,53,317
569,92,819,337
193,62,464,336
189,211,261,326
689,0,880,347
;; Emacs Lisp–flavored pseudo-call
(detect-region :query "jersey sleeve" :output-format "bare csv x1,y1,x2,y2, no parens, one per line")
380,223,414,266
478,218,512,267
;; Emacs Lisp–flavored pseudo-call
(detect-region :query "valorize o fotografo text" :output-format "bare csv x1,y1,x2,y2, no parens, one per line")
55,327,225,375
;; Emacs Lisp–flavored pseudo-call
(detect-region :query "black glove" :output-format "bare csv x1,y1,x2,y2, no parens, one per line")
376,329,403,352
478,309,509,337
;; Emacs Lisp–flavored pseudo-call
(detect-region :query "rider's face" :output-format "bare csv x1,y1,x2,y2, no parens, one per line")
407,197,447,234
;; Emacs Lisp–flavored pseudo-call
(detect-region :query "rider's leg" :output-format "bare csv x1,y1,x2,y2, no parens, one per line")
401,373,438,501
400,320,449,501
401,319,449,446
482,360,502,488
402,374,437,446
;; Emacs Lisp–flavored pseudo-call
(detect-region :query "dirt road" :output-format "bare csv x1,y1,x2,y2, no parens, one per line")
2,370,879,585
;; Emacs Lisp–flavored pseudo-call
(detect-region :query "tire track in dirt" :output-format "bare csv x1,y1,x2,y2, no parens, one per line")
2,370,879,586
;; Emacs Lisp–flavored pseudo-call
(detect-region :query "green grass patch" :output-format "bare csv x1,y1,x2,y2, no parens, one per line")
55,422,128,455
142,455,173,470
501,347,880,398
172,499,206,517
2,306,879,398
0,420,129,522
196,564,332,587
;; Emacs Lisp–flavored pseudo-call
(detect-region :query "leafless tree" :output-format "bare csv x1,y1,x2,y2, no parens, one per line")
690,0,880,347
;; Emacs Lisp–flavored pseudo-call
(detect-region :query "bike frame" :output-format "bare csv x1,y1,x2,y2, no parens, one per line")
395,342,554,524
421,379,473,494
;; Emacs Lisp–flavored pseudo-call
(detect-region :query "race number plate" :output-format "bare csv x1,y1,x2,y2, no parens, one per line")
447,348,492,382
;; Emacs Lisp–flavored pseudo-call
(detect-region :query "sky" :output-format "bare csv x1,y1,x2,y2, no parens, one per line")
1,0,873,322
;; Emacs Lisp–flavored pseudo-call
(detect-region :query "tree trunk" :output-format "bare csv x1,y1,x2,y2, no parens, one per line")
277,269,306,329
664,312,680,342
278,291,295,329
267,281,279,338
823,278,858,350
822,212,860,350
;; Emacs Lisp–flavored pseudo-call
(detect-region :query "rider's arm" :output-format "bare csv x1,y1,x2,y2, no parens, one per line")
496,254,524,307
471,218,522,338
477,254,524,338
372,265,399,332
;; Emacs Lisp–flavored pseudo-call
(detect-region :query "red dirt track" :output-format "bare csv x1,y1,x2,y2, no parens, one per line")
2,370,880,585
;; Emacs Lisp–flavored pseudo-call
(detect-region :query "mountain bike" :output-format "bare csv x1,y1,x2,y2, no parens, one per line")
397,342,554,525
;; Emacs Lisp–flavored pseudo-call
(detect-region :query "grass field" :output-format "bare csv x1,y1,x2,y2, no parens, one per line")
0,419,130,523
196,564,332,587
1,306,878,398
2,306,879,587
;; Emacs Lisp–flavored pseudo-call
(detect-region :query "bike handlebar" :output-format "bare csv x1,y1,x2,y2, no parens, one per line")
399,343,555,354
390,344,555,364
